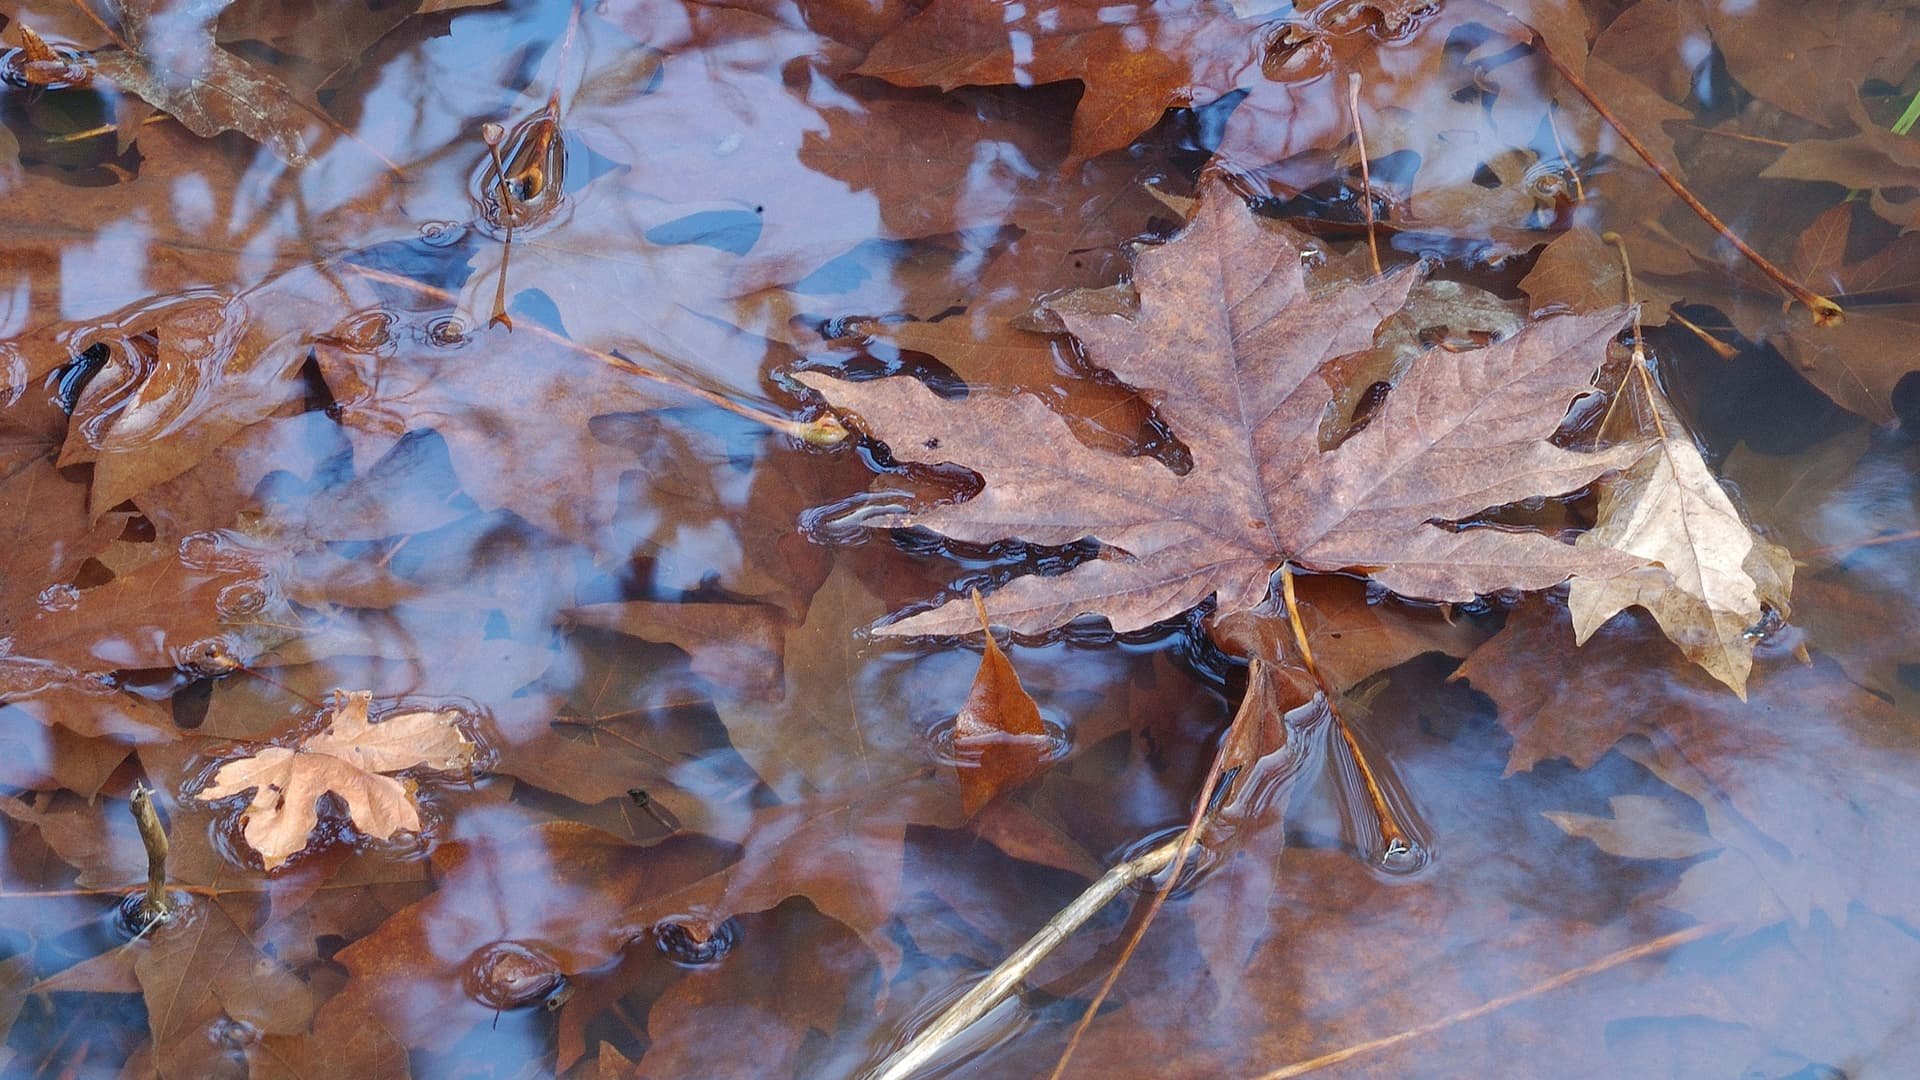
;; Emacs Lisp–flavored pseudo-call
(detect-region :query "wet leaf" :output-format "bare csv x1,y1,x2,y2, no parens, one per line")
1457,600,1920,928
197,688,475,869
951,591,1052,817
1570,370,1794,695
89,0,330,165
800,184,1646,638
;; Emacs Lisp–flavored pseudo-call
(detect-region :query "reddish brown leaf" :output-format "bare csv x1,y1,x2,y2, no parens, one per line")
951,592,1052,817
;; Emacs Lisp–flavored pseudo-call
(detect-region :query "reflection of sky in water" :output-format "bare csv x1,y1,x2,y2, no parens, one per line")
60,219,150,321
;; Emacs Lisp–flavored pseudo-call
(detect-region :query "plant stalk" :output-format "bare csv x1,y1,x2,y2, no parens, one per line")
866,835,1183,1080
128,784,171,926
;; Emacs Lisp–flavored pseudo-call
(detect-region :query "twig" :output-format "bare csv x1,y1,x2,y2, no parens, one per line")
1047,681,1258,1079
480,121,517,331
1545,101,1586,202
1668,309,1739,361
1254,922,1726,1078
339,264,846,445
1346,74,1382,278
1796,529,1920,563
1281,567,1410,858
128,784,171,927
1527,35,1842,326
867,834,1183,1080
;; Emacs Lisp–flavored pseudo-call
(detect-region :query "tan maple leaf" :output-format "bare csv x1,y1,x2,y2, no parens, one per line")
198,690,474,869
796,185,1648,637
1569,367,1794,697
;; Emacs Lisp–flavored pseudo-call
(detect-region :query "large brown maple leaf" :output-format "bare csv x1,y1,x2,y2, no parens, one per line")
797,186,1646,636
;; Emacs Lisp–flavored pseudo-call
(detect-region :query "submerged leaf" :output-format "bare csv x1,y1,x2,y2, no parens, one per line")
198,689,474,868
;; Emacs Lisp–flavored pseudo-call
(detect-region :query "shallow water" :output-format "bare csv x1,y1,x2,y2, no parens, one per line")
1,0,1918,1077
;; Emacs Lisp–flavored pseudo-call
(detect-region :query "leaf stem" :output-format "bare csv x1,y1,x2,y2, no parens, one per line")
128,784,171,927
1528,36,1842,326
1280,567,1409,856
1346,74,1382,278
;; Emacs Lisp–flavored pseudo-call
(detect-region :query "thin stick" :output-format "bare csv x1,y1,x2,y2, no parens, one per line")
867,835,1183,1080
1255,922,1725,1079
1796,529,1920,562
1281,566,1408,856
1545,101,1587,202
1668,309,1739,361
1346,74,1382,278
1529,37,1842,326
1684,125,1791,149
340,264,846,445
128,784,171,927
480,121,517,331
1047,686,1256,1079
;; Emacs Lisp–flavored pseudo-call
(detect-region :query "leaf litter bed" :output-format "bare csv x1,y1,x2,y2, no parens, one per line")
2,0,1919,1076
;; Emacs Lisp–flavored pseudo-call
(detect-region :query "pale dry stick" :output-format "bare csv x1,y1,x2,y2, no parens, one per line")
128,784,171,927
1047,664,1266,1080
480,121,518,331
1545,101,1587,202
867,835,1183,1080
1601,232,1686,448
1255,922,1726,1079
1526,34,1842,326
339,263,847,445
1346,73,1383,278
1280,566,1412,858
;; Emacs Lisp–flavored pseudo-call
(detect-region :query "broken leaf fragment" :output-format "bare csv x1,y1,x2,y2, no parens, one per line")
198,689,474,869
951,591,1053,818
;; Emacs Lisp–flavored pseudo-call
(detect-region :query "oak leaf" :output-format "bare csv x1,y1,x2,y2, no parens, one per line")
798,185,1647,637
198,689,474,869
89,0,329,166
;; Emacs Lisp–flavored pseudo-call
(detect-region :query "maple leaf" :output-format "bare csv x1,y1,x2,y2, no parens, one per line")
197,689,475,869
798,185,1647,637
1568,369,1794,696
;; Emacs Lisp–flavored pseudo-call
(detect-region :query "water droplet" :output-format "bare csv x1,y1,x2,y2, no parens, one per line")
177,530,260,573
1373,837,1433,877
215,582,268,619
655,917,738,967
418,220,467,247
464,941,565,1009
424,315,470,348
918,711,1071,770
36,583,79,612
174,637,240,676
